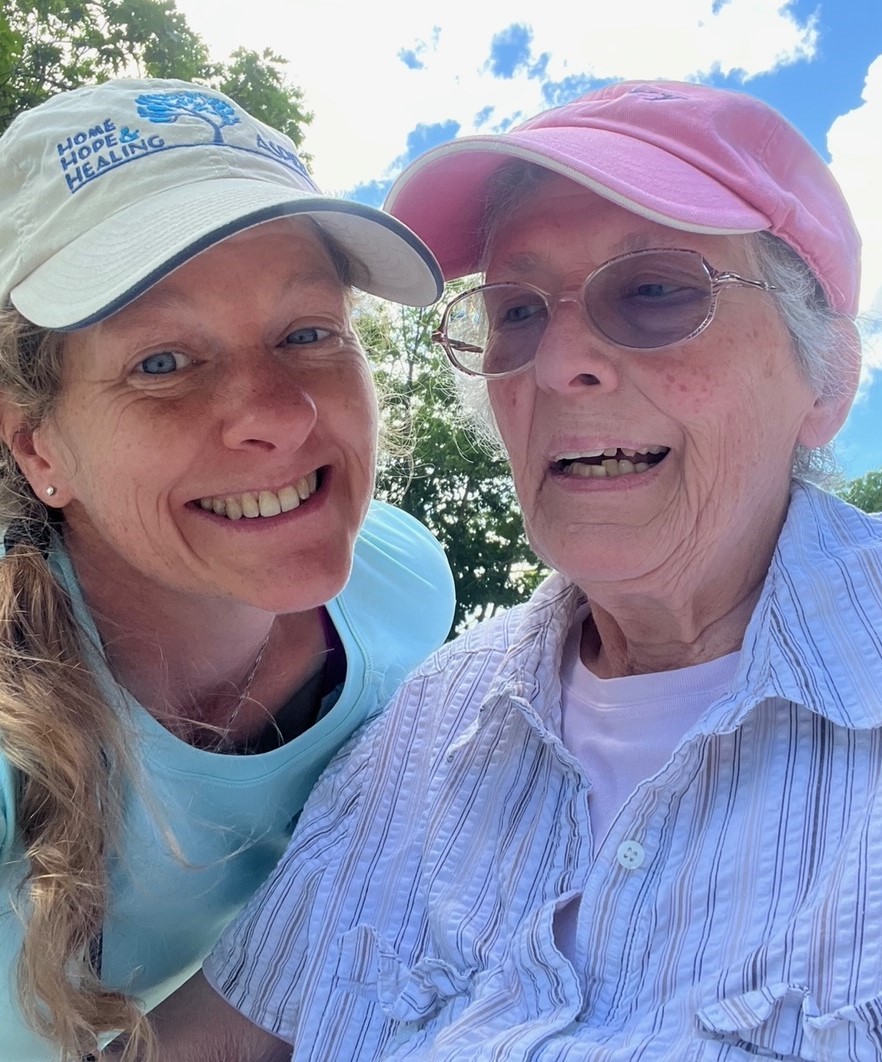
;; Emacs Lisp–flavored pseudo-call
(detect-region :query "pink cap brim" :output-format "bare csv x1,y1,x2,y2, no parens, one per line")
386,130,770,281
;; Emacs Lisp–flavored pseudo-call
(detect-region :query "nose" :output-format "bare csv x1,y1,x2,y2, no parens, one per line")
218,352,318,452
530,298,622,394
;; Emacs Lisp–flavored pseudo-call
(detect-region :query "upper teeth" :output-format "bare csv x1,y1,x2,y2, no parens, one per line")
553,446,669,479
555,445,668,461
198,472,318,520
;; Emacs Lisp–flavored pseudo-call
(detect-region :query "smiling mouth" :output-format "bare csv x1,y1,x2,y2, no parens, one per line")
197,470,320,520
552,446,670,479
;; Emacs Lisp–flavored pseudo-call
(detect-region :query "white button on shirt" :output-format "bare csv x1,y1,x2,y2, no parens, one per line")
616,839,645,869
207,484,882,1061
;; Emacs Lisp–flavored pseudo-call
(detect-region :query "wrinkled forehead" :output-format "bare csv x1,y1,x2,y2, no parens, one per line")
482,175,754,281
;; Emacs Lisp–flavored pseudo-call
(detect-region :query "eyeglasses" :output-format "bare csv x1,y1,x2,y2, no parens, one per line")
432,247,777,378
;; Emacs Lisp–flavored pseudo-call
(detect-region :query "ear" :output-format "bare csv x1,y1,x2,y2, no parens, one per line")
797,318,862,450
0,400,70,508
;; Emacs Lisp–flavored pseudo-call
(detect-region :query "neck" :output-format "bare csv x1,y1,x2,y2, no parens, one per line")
582,587,757,678
577,519,781,679
66,533,327,737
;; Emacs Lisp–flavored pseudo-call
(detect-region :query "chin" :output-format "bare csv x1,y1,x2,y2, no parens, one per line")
538,547,655,591
250,569,353,615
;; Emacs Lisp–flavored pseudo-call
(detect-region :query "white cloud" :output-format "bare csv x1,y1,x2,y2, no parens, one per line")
828,54,882,384
176,0,818,192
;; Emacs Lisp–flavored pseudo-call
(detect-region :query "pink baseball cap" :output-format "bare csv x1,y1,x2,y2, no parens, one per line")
385,80,860,315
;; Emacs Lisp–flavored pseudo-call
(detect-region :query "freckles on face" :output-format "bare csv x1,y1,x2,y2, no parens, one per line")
50,327,203,505
661,367,713,406
481,177,824,590
37,219,379,610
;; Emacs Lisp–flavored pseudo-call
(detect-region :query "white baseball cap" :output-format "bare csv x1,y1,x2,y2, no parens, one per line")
1,78,443,330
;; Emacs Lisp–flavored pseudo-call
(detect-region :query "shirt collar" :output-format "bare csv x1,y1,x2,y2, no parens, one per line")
732,481,882,729
462,482,882,748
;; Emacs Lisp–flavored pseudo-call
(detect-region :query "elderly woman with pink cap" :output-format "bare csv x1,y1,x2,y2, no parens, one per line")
0,79,455,1061
153,82,881,1061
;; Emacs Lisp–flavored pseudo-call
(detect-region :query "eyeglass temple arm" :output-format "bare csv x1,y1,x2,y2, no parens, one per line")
714,271,776,293
431,329,483,354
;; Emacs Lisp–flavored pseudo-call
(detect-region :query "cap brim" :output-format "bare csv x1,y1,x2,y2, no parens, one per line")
12,179,443,329
385,129,771,280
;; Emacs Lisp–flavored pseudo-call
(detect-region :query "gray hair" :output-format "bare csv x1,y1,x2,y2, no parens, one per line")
455,160,858,486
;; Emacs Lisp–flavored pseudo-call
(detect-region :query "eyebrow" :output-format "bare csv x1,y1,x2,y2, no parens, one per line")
489,231,692,278
612,232,685,255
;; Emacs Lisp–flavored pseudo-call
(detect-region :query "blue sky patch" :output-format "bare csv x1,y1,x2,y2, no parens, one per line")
528,53,550,81
541,75,604,108
346,178,390,209
488,24,533,79
402,119,460,163
398,48,424,71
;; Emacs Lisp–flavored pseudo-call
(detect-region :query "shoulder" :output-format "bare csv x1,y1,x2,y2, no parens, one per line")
335,501,455,664
778,482,882,593
204,584,568,1040
309,594,539,806
751,483,882,728
350,500,453,593
408,569,575,685
786,481,882,551
370,583,560,754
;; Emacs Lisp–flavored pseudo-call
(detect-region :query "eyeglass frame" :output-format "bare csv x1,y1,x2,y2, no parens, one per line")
431,246,778,379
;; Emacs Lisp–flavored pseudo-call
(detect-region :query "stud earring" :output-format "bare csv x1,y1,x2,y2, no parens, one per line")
45,486,56,497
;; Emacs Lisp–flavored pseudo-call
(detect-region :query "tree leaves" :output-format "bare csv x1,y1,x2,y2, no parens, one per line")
362,295,547,636
838,468,882,514
217,47,312,155
0,0,311,148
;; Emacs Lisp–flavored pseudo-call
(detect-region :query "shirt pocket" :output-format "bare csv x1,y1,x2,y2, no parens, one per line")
333,923,475,1025
693,981,882,1061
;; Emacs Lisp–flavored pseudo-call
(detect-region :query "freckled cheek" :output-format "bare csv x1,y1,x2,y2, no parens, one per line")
658,367,719,413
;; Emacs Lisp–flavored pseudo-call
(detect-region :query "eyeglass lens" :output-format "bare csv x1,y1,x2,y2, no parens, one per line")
444,249,715,376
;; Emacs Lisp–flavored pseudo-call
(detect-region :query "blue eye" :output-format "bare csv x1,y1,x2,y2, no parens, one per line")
635,282,672,298
138,351,189,375
483,290,547,333
502,301,545,325
285,327,331,345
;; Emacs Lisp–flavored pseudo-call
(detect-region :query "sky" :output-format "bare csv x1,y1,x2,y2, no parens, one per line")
175,0,882,480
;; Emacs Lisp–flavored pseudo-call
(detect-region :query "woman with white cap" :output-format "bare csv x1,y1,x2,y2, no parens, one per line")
152,81,881,1061
0,78,454,1061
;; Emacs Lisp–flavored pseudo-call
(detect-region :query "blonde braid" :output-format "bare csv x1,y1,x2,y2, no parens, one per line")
0,309,155,1060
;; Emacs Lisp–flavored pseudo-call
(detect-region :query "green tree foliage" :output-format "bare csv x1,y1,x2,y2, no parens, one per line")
839,468,882,513
361,297,547,636
216,47,311,152
0,0,311,144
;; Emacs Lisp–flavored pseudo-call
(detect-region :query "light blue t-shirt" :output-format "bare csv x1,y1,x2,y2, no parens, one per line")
0,500,455,1059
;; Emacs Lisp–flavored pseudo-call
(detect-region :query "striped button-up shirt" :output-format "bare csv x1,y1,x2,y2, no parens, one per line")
207,483,882,1061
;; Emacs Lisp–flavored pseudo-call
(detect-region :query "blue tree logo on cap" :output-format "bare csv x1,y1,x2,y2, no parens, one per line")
135,91,240,144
